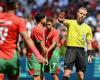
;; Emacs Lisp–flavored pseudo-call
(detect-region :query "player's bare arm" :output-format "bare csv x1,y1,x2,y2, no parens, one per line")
40,41,48,65
48,41,56,53
20,31,46,63
40,41,48,55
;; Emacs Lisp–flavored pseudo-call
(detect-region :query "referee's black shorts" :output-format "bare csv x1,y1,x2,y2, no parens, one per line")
64,46,86,72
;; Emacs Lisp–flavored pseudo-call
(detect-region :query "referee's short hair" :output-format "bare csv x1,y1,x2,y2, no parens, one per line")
78,7,87,12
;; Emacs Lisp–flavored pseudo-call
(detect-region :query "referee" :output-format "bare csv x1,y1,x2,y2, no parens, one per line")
58,7,93,80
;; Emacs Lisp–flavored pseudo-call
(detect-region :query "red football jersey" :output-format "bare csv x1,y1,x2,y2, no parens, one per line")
0,13,26,59
27,26,45,57
45,28,59,58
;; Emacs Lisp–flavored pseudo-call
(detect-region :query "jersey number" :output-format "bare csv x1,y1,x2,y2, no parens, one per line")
53,63,56,69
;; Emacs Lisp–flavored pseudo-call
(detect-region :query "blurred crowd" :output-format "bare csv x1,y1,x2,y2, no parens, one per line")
0,0,100,56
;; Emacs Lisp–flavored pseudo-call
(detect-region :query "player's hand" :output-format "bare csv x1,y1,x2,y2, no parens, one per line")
88,55,92,63
58,12,65,22
36,55,46,63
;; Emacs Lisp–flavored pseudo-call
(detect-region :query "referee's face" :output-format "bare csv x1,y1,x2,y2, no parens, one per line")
77,8,87,23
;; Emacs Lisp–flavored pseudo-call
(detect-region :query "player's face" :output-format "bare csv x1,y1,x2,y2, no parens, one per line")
77,8,87,23
58,12,65,19
46,22,53,30
41,16,47,26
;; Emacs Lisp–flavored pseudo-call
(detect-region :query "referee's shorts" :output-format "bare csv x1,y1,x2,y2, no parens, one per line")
64,46,86,72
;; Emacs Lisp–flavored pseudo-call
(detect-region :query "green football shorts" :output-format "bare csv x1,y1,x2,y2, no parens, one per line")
27,53,43,76
44,48,60,74
0,50,20,76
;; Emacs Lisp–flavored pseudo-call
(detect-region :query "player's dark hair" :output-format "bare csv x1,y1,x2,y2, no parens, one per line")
5,1,16,11
57,10,65,16
47,17,53,23
35,13,45,23
46,17,54,27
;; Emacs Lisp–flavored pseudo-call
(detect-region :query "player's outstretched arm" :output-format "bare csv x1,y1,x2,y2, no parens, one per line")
20,31,46,63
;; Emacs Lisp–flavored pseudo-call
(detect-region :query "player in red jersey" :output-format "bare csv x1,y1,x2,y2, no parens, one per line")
27,13,48,80
0,4,4,80
44,17,60,80
0,1,46,80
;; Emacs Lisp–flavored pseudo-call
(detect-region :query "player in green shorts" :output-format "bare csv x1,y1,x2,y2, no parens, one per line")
0,1,46,80
44,17,60,80
27,13,48,80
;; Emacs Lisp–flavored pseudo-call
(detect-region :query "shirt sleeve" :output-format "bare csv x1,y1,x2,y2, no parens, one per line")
86,27,93,41
18,18,27,33
63,19,71,27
